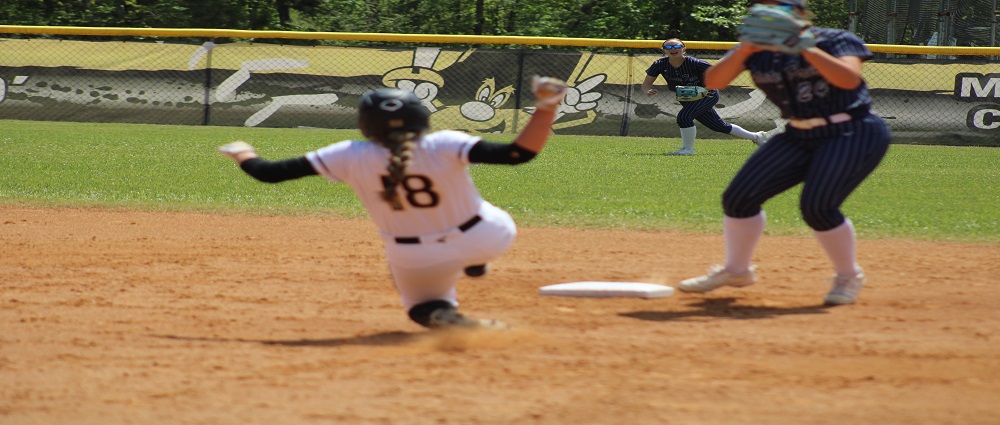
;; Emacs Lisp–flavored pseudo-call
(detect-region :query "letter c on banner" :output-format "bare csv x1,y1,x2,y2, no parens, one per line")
968,105,1000,131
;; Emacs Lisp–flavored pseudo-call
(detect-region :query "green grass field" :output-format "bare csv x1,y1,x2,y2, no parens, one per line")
2,120,997,242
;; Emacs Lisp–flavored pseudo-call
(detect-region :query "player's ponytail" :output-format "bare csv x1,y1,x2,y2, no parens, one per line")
355,88,430,210
380,131,418,211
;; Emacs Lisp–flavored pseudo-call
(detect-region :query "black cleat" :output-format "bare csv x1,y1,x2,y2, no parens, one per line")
464,264,488,278
429,308,509,330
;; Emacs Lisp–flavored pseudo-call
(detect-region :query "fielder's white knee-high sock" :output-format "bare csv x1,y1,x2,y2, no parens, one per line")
723,212,766,274
814,218,862,277
680,126,697,150
728,124,756,140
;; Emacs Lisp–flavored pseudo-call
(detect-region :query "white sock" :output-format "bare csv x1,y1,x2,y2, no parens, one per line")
814,219,862,277
723,212,765,274
680,126,696,150
728,124,756,140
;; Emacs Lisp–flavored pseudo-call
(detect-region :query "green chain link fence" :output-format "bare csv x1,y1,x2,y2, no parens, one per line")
1,26,998,146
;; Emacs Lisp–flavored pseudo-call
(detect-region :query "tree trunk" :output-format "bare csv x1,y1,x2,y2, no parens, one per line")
276,0,292,26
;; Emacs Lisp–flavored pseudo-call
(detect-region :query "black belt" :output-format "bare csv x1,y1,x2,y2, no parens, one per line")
394,215,482,244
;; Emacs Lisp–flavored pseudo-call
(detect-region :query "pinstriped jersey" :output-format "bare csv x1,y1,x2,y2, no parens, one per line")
646,56,713,92
740,28,874,119
306,130,484,237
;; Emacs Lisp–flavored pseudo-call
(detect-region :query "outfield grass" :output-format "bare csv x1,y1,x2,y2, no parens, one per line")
1,120,997,242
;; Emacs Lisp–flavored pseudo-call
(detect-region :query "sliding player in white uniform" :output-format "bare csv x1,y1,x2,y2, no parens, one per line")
218,77,568,330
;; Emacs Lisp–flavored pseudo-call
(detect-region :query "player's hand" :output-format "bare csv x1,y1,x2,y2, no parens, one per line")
218,141,257,162
645,88,657,96
531,76,568,112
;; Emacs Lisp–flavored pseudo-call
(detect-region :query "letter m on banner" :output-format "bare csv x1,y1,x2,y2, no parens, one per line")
955,73,1000,103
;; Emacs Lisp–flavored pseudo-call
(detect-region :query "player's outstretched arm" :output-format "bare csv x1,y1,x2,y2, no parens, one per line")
466,77,566,166
704,45,758,90
218,141,317,183
512,76,567,154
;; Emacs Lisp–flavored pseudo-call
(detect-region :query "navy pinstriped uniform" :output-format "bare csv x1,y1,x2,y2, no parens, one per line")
646,56,733,133
721,28,891,231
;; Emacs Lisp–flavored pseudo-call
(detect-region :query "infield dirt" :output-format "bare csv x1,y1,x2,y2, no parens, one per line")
3,205,999,425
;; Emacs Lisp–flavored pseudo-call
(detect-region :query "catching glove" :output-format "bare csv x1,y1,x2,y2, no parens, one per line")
676,86,708,102
738,4,815,54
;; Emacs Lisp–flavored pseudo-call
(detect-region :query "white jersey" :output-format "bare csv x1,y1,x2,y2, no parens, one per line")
306,130,485,237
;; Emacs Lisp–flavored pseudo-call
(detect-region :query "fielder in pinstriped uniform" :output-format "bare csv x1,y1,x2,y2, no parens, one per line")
641,38,768,156
217,77,568,330
677,0,891,306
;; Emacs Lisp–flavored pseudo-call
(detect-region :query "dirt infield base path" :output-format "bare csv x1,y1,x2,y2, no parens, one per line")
2,206,999,425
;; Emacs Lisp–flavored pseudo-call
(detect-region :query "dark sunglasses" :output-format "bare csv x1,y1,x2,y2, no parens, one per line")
662,44,684,50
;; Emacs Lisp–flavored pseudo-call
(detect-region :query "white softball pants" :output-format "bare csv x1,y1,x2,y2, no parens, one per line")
381,201,517,309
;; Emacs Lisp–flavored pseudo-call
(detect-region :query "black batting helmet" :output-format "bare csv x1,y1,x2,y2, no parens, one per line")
357,88,431,141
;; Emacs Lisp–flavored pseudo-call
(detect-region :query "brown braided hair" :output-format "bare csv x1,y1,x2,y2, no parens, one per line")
379,131,419,210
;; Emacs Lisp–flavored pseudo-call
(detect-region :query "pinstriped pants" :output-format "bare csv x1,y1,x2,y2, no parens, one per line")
721,114,891,231
677,91,732,133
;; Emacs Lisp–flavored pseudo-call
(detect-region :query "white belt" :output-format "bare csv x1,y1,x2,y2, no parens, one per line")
788,112,852,130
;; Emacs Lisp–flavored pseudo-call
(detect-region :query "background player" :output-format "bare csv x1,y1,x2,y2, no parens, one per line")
641,38,767,155
217,77,568,330
677,0,891,305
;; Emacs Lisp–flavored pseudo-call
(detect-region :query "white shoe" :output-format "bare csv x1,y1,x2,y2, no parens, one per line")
752,131,768,146
823,271,865,306
678,265,757,293
668,148,695,156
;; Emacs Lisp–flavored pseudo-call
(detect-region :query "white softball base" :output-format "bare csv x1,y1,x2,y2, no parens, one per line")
539,282,675,299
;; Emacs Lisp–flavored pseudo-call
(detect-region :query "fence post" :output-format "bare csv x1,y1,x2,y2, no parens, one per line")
886,0,897,45
847,0,858,34
619,50,634,137
993,0,999,51
202,38,215,126
513,47,526,134
937,0,952,46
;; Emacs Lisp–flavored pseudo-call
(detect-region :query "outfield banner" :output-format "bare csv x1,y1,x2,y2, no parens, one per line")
0,38,996,145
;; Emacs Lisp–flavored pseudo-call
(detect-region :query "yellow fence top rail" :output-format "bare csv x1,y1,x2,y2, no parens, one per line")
1,25,998,56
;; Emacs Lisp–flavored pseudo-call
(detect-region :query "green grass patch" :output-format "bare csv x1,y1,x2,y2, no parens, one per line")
2,120,997,243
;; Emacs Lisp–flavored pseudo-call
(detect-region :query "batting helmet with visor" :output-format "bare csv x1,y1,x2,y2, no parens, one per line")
358,88,431,143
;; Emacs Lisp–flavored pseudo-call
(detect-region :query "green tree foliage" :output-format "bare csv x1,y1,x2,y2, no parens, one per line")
808,0,849,29
0,0,855,41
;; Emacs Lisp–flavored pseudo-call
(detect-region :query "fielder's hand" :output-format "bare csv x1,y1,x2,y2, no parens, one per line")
217,141,257,162
738,4,815,54
531,76,568,112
